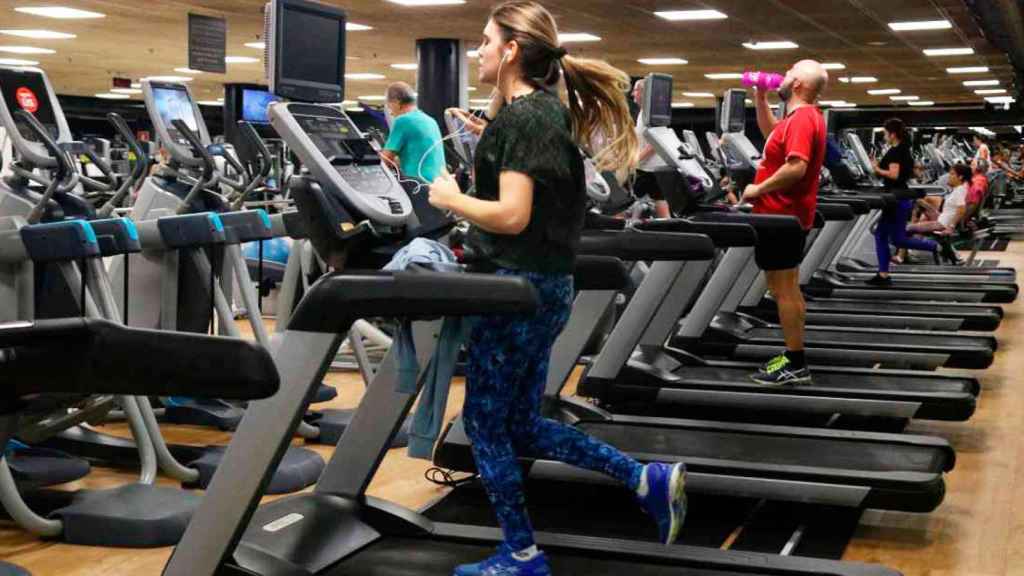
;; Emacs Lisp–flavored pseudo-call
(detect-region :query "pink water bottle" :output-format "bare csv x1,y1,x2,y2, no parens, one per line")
742,71,784,91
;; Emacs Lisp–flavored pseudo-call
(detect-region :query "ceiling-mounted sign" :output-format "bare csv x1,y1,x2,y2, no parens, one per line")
188,13,226,74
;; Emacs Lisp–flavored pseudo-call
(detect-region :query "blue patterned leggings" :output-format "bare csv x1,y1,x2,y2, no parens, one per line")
462,269,644,551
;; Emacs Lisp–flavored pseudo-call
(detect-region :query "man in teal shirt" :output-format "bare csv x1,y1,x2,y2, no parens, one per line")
381,82,446,183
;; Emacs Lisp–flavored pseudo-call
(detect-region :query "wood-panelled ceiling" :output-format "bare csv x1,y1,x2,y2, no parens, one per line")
0,0,1017,109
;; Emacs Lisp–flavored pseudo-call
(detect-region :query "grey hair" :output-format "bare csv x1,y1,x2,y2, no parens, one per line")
386,81,417,105
975,158,989,172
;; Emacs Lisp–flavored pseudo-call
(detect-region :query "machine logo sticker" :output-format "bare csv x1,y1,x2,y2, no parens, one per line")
262,512,305,532
15,87,39,114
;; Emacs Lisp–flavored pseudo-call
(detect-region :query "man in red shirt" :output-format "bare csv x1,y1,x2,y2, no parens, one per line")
740,59,829,385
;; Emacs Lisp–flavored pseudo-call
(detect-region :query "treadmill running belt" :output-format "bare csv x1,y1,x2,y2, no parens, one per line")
330,538,776,576
744,328,988,351
578,423,948,474
678,366,977,394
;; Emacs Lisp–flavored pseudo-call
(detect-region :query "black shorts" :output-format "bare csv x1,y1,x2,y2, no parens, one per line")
755,229,809,271
634,170,665,201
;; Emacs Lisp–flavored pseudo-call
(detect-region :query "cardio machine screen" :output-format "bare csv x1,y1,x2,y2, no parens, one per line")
280,4,344,88
152,85,199,145
727,90,746,133
242,88,281,124
0,67,59,142
645,74,673,128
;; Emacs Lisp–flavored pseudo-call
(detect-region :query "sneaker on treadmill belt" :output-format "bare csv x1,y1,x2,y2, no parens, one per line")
453,546,551,576
752,354,811,386
636,462,687,545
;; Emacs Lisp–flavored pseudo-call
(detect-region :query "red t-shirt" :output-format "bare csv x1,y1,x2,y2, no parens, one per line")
752,106,827,230
968,173,988,205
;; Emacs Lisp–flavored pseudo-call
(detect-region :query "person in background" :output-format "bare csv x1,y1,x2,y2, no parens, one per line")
908,163,972,265
740,59,829,386
964,159,990,224
631,79,672,218
381,81,446,183
993,148,1024,181
971,134,990,171
868,118,941,286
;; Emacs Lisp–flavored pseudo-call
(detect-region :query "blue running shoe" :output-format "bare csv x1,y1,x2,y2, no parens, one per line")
636,462,687,545
453,547,551,576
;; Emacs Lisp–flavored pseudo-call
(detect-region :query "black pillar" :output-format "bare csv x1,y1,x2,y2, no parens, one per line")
416,38,463,133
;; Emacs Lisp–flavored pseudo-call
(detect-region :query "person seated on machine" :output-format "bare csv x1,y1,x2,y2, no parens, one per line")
993,148,1024,181
964,159,990,227
909,163,971,265
380,81,447,184
432,3,686,575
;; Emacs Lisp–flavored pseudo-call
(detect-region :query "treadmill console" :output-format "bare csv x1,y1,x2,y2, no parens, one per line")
269,101,412,227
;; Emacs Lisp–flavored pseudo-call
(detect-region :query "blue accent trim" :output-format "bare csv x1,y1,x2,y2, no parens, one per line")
255,209,271,229
207,213,225,232
120,218,139,241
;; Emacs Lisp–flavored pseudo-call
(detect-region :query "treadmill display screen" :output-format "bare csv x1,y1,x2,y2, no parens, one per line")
152,85,199,145
0,67,59,141
645,74,673,128
727,90,746,133
242,88,281,124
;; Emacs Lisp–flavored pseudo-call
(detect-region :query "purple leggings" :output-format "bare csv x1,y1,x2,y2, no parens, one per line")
874,199,938,273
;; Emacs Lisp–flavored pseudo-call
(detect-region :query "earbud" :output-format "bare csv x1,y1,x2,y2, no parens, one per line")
501,50,510,62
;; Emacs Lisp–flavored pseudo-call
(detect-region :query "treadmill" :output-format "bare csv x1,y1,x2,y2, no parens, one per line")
163,23,902,573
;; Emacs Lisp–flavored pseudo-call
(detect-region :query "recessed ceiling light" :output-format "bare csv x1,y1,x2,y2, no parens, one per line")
559,33,601,43
742,41,798,50
923,47,974,57
682,92,714,98
346,73,386,80
346,106,365,112
821,63,846,70
467,86,477,91
890,95,919,100
225,56,260,64
390,63,418,70
95,92,130,100
0,57,39,66
818,100,848,105
0,29,75,39
197,100,224,106
839,76,878,83
974,88,1006,95
143,75,194,82
832,102,857,108
359,95,387,101
174,67,203,74
347,23,373,31
672,102,695,108
0,46,55,54
705,72,743,80
244,42,265,50
971,126,995,136
638,57,688,65
385,0,465,5
946,66,989,74
131,82,141,89
654,10,727,21
469,98,492,104
888,20,952,31
14,6,105,19
110,88,142,95
985,96,1016,104
964,79,999,86
908,101,935,106
868,88,901,95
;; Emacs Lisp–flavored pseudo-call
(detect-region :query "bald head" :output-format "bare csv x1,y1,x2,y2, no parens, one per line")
787,59,829,102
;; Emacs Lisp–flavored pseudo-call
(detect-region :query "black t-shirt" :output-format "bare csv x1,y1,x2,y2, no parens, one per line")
463,90,586,274
879,141,914,190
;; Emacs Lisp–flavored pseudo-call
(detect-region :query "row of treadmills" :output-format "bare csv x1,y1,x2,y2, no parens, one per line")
0,66,1012,576
142,78,1017,576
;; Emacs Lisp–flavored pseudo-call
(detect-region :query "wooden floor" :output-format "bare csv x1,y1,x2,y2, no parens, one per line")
2,245,1024,575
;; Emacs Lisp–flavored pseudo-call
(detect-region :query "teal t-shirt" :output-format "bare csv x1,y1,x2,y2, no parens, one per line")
384,109,446,183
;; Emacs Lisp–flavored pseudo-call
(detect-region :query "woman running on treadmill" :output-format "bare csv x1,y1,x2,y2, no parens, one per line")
869,118,942,286
431,3,686,575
